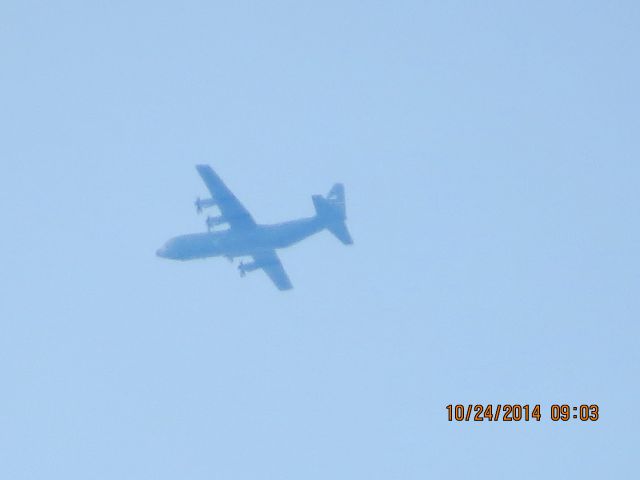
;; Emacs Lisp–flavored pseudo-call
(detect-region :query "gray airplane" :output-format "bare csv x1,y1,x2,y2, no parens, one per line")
156,165,353,290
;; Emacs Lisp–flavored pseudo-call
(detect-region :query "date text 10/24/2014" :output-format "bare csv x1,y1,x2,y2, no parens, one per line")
446,404,599,422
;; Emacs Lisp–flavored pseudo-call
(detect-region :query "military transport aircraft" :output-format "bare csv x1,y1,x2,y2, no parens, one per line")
156,165,353,290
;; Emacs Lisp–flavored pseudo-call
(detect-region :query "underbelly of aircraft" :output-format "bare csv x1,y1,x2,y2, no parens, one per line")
177,232,272,259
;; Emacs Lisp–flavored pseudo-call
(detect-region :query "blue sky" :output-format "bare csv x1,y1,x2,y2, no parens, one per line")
1,1,638,478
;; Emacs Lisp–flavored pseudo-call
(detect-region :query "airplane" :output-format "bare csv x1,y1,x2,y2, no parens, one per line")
156,165,353,290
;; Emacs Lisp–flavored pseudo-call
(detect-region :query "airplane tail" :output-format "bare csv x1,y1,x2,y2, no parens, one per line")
312,183,354,245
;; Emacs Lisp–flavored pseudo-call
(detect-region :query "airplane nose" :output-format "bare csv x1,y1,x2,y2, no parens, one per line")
156,247,166,258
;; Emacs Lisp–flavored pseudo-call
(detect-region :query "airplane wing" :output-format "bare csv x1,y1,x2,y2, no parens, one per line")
253,250,293,291
195,165,257,229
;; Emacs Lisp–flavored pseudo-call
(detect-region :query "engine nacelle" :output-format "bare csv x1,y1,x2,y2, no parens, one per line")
238,260,260,277
206,215,225,230
195,197,216,213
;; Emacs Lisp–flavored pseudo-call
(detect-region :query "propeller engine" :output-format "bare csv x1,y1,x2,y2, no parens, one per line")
206,215,225,231
194,197,216,214
238,260,259,277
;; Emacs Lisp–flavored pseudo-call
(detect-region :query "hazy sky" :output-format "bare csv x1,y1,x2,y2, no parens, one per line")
2,1,638,478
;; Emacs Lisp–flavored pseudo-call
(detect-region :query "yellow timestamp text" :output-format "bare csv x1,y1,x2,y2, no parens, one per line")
446,404,599,422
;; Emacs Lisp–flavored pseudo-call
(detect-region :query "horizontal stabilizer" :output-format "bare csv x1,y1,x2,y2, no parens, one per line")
327,222,353,245
312,183,353,245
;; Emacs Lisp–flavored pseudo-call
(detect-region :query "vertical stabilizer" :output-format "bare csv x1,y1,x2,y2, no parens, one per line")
312,183,353,245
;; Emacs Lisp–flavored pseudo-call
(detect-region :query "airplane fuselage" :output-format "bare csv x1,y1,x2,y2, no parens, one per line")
157,216,325,261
